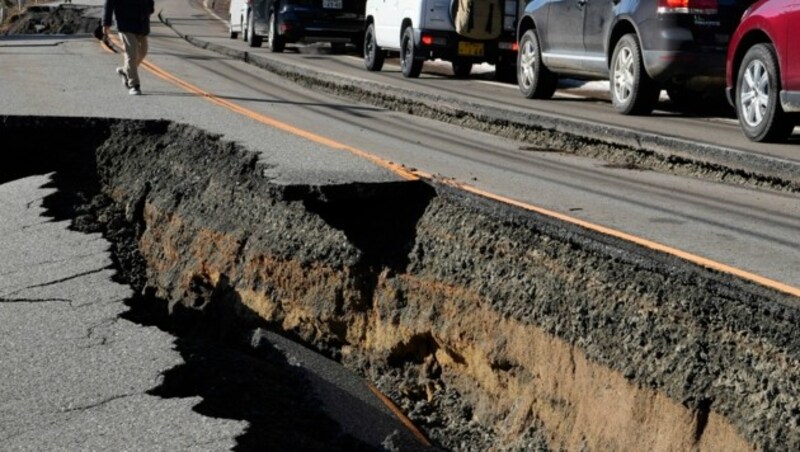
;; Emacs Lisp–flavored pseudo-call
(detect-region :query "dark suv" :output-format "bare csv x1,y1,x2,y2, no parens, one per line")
247,0,366,52
515,0,754,114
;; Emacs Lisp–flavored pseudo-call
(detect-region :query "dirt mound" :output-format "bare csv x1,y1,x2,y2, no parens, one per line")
3,5,100,35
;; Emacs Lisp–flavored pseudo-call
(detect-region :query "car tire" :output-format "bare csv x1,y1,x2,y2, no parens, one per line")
363,23,385,72
400,27,423,78
228,16,238,39
452,59,472,78
247,11,262,47
267,12,284,53
736,43,795,142
610,34,659,115
517,29,557,99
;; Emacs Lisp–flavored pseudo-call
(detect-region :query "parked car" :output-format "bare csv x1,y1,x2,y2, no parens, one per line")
726,0,799,142
516,0,755,115
228,0,250,41
363,0,519,79
229,0,367,53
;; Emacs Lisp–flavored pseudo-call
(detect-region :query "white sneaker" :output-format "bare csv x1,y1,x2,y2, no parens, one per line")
116,67,129,88
128,86,141,95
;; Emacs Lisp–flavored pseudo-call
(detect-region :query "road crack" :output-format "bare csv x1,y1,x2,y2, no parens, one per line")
1,266,110,297
61,393,138,413
0,297,73,304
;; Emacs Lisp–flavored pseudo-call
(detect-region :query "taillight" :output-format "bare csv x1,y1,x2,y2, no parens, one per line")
420,34,447,46
657,0,718,14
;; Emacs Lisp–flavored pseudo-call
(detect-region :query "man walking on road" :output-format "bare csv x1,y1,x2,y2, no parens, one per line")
103,0,155,95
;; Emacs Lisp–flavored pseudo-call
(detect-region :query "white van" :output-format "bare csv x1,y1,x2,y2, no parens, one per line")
363,0,519,79
227,0,250,42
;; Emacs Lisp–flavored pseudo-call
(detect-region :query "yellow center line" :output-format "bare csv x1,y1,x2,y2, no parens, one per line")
100,38,800,300
144,59,424,181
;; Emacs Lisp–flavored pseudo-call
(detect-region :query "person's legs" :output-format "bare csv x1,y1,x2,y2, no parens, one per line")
119,32,141,89
136,35,148,67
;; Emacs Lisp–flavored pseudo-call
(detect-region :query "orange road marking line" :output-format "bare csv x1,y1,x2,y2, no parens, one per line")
98,37,800,299
367,383,432,446
144,59,422,181
101,36,420,178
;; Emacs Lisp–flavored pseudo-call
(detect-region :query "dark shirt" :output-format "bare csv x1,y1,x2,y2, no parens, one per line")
103,0,155,35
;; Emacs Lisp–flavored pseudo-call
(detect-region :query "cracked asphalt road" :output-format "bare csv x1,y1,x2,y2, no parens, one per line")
0,175,246,451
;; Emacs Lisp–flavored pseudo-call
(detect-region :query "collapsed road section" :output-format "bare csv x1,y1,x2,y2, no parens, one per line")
3,115,798,451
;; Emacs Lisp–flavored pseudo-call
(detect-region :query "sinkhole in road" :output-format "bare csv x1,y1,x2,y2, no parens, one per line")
2,115,798,451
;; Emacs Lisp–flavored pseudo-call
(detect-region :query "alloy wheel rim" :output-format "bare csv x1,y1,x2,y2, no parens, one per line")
519,39,536,91
613,46,634,104
740,60,770,127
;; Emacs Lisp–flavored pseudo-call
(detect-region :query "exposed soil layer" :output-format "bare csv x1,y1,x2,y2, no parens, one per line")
3,115,798,451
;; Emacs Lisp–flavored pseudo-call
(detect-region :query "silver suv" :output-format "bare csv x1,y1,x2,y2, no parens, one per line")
516,0,754,114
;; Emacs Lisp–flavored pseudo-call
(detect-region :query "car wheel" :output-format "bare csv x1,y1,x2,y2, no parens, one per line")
267,12,284,52
228,16,238,39
736,43,795,142
452,59,472,78
363,23,385,71
400,27,423,78
610,34,659,115
247,11,262,47
517,29,557,99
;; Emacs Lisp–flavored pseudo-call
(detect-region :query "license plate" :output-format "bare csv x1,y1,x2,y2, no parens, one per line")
323,0,342,8
458,41,484,57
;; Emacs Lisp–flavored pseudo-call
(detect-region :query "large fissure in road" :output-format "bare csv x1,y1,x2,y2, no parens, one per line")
3,115,798,451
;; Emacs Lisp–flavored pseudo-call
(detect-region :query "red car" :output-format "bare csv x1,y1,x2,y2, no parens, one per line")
726,0,800,142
